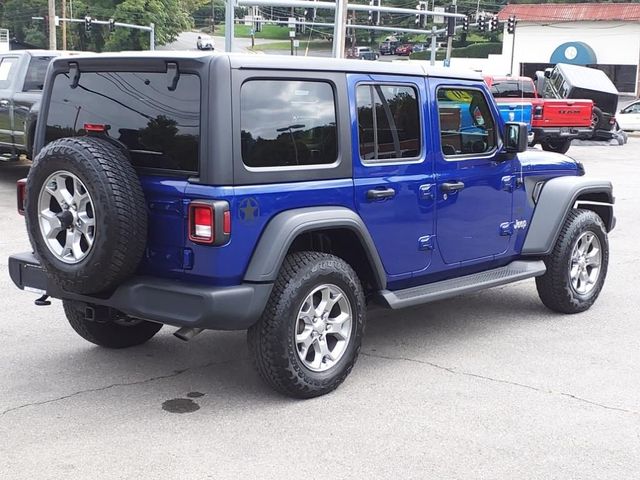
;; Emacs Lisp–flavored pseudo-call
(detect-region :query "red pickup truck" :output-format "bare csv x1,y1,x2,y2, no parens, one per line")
485,76,593,154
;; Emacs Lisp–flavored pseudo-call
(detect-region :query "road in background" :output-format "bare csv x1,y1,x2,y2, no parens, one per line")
1,140,639,478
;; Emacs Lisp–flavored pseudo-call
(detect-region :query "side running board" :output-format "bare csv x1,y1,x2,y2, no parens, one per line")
378,260,546,309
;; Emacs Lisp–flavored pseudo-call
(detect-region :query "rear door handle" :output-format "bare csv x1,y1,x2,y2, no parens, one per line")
441,181,465,193
367,187,396,201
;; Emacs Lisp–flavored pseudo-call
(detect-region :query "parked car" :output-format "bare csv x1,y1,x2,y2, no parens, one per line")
358,50,379,61
196,35,214,50
541,63,618,140
0,50,61,161
615,100,640,131
486,75,593,154
347,46,377,60
395,44,413,56
9,53,615,399
379,41,399,55
412,43,427,53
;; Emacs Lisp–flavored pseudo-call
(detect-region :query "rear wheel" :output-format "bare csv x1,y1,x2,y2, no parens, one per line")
536,209,609,314
63,300,162,348
248,252,366,398
540,138,571,154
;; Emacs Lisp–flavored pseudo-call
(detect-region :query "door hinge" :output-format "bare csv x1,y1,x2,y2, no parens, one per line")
500,222,514,236
418,235,434,251
419,183,434,201
501,175,516,192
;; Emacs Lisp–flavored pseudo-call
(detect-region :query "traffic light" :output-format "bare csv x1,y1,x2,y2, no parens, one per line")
108,18,115,33
478,15,486,32
507,15,516,34
84,16,92,32
446,5,456,37
374,0,380,26
490,16,498,31
368,0,374,25
462,15,469,33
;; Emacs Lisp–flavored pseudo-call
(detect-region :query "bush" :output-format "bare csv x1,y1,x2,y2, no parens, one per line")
410,42,501,60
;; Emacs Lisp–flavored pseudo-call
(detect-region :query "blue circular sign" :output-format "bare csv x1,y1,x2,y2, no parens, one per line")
550,42,597,65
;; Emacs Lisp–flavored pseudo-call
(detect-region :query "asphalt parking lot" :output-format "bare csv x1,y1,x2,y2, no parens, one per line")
1,139,639,479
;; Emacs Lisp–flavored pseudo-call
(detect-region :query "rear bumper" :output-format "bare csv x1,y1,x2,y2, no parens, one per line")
532,126,593,142
8,252,272,331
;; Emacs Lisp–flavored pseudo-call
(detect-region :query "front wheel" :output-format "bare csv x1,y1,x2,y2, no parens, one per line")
248,252,366,398
536,209,609,314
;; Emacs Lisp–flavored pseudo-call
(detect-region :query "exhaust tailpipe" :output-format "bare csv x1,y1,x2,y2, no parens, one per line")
174,327,204,342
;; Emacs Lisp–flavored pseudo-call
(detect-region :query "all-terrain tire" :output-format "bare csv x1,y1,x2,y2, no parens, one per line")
26,137,147,294
63,300,162,348
247,252,366,398
540,138,571,154
536,209,609,314
590,106,605,132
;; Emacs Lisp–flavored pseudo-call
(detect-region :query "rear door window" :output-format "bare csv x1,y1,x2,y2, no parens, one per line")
46,71,200,172
23,56,54,91
356,84,421,162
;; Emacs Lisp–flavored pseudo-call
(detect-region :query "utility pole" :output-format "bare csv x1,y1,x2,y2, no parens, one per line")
62,0,67,50
445,1,455,66
430,25,437,66
48,0,57,50
225,0,235,52
332,0,348,58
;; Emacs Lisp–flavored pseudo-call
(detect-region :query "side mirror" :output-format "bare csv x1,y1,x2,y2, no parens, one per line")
544,68,552,79
504,122,528,153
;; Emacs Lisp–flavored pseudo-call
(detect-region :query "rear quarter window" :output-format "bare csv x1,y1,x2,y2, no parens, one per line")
45,71,200,173
240,79,338,168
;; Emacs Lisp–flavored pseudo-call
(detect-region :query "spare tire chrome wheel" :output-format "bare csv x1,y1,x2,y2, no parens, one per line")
38,170,96,264
26,137,147,294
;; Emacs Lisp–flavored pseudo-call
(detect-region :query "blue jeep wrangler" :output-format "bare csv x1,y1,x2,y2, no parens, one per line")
9,53,615,398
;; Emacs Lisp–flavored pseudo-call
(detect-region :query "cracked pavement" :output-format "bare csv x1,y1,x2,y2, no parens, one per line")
1,140,640,479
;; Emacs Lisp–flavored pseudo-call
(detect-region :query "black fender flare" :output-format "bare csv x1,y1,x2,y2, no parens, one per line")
522,176,614,256
243,207,387,289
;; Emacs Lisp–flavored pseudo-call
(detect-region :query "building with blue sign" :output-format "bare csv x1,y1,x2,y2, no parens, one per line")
497,3,640,95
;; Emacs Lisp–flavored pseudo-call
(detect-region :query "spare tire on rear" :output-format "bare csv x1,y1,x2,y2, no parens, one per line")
25,137,147,294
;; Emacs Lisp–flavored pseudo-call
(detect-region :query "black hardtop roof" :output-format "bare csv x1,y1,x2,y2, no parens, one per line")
51,50,481,81
555,63,618,95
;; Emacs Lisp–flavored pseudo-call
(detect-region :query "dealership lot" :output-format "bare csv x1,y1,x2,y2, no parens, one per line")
1,139,639,478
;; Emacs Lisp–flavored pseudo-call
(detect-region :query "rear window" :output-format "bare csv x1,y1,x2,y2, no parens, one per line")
45,71,200,172
489,80,536,98
24,56,54,91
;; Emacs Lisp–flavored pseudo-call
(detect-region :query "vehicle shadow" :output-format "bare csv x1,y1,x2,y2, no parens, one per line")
5,283,553,411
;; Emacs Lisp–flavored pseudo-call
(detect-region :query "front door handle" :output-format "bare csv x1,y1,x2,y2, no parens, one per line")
0,99,9,107
367,187,396,201
441,181,465,193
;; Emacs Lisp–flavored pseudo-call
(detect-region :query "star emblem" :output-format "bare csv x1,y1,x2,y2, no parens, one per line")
239,197,259,221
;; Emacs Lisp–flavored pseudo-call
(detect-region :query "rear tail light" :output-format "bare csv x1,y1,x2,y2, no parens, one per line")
16,178,27,216
84,123,109,133
188,200,230,246
533,105,543,119
609,116,616,125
